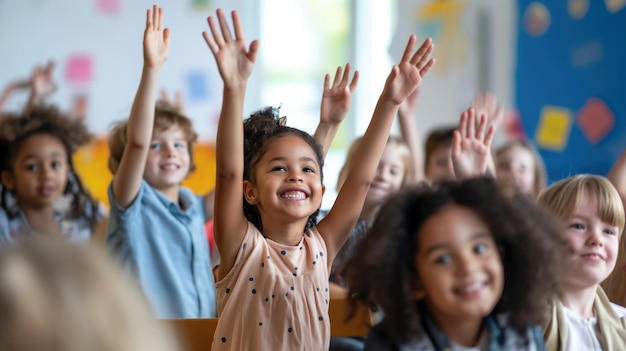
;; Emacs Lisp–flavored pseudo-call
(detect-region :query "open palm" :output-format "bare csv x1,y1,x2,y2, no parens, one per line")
320,63,359,124
384,37,434,105
452,108,495,179
143,5,170,68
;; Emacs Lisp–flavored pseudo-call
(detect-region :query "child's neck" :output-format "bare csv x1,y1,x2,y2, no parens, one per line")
430,310,484,347
18,202,61,234
261,219,309,246
560,284,598,319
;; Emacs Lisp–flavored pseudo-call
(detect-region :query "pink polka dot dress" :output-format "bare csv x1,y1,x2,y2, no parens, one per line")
212,221,331,350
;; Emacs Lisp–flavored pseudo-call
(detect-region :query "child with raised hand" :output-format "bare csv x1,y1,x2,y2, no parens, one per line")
0,105,103,246
344,177,561,350
204,8,434,350
451,107,495,180
106,5,216,319
495,141,547,198
537,175,626,350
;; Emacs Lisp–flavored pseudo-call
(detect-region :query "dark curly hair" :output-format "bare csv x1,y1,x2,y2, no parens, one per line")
343,177,563,344
0,105,100,230
243,106,324,232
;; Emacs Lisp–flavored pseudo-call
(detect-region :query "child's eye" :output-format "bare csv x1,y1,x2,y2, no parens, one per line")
25,164,37,172
174,142,185,149
389,168,398,176
569,223,584,230
435,254,452,264
474,243,488,254
51,161,62,170
150,143,161,150
271,166,286,172
603,228,616,236
303,167,315,173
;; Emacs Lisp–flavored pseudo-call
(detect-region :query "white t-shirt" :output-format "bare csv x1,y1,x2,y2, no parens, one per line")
563,303,626,351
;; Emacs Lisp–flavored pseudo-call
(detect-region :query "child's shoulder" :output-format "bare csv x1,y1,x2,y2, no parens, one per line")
611,302,626,318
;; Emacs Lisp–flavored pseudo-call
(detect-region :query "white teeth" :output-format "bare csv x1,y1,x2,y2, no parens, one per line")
281,191,306,199
161,164,178,170
459,282,483,294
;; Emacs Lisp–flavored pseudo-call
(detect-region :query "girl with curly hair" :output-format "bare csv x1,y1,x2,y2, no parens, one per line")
205,7,434,350
344,177,562,350
0,105,103,247
538,175,626,350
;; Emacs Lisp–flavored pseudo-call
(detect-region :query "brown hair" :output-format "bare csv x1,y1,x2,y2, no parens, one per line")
336,136,412,191
495,140,547,197
0,237,180,351
107,104,198,175
423,126,455,169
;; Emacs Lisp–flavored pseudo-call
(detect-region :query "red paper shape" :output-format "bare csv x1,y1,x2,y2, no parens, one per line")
576,97,615,145
66,55,93,84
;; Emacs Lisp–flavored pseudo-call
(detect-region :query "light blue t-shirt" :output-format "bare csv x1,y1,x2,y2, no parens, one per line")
0,207,93,248
106,180,216,318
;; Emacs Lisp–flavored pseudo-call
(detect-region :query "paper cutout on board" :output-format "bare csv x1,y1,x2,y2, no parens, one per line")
524,2,551,37
577,98,615,144
568,0,589,19
503,109,527,141
186,71,209,102
192,0,211,10
66,55,93,84
606,0,626,13
571,41,604,68
97,0,120,14
535,106,573,151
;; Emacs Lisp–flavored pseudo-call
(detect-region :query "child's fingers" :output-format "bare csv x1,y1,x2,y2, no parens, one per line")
231,10,246,42
458,110,468,137
411,39,433,68
146,9,151,29
419,58,435,78
400,35,416,63
247,40,259,63
340,63,351,87
476,113,487,141
484,125,495,148
163,28,170,46
333,66,343,87
452,130,462,157
349,70,359,92
217,9,233,42
323,73,330,91
152,5,159,31
157,7,163,31
202,31,218,53
207,16,224,48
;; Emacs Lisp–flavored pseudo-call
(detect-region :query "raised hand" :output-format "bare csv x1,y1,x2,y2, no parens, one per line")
471,92,504,129
30,61,57,102
143,5,170,68
159,88,187,114
203,9,258,89
452,108,495,179
383,36,434,105
320,63,359,125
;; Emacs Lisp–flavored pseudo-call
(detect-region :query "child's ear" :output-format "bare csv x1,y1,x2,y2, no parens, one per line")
242,180,258,204
321,184,326,197
1,170,14,190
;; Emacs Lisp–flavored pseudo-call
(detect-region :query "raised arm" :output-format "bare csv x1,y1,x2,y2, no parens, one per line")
314,64,359,158
318,36,435,265
397,88,424,183
451,108,495,180
203,9,259,279
113,5,170,207
26,61,58,108
470,92,504,177
0,79,30,113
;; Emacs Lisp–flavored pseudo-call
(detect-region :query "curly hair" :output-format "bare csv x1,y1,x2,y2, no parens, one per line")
107,103,198,175
243,106,324,232
343,177,563,344
0,105,99,230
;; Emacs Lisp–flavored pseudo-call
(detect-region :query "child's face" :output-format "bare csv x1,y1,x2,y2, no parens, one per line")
425,144,454,183
245,135,324,225
415,204,503,323
496,145,535,195
143,126,191,192
560,193,620,289
365,143,405,206
1,134,69,209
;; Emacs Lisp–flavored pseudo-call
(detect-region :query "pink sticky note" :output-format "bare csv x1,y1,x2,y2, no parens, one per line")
66,55,93,84
577,97,615,145
97,0,120,13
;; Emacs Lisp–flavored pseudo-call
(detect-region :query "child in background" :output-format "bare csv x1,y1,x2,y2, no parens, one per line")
205,7,434,350
537,175,626,350
0,105,104,246
344,178,561,350
106,6,216,318
495,141,546,198
0,237,180,351
423,126,456,182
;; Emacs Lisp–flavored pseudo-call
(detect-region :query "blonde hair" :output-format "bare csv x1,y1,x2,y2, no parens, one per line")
336,136,412,191
537,174,625,232
495,140,547,197
0,237,180,351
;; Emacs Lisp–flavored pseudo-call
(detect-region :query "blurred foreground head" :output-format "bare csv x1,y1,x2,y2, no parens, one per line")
0,237,180,351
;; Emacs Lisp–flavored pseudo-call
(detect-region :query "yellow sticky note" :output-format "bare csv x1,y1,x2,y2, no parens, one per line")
535,106,573,151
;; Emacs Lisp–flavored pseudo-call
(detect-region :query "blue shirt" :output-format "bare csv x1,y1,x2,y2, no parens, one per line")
106,180,216,318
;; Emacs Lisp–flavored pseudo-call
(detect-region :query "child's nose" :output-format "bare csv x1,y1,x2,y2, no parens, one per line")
586,228,604,247
287,170,303,182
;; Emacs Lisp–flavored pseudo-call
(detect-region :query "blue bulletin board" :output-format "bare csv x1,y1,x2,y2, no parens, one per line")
516,0,626,182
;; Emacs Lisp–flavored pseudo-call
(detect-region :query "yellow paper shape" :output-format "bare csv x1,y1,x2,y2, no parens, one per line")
535,106,573,151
